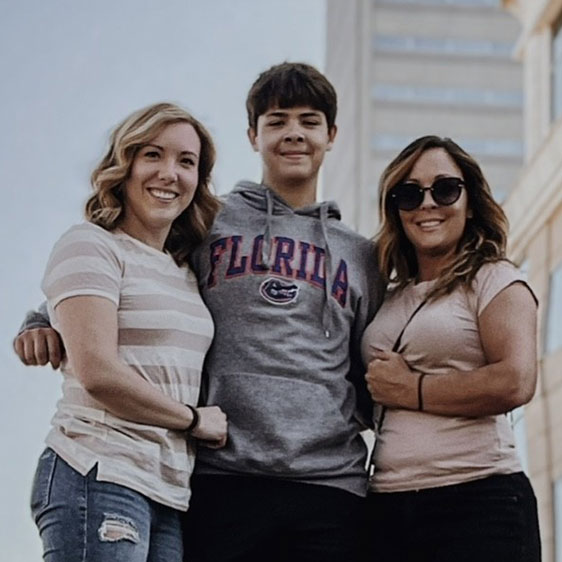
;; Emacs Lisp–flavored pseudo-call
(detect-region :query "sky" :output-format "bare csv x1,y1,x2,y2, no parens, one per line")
0,1,325,558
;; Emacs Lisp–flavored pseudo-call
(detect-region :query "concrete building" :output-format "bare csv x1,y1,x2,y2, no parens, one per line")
502,1,562,560
324,0,523,236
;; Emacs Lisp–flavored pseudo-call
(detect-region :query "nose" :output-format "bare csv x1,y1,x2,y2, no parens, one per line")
158,159,177,183
283,123,305,143
419,188,438,209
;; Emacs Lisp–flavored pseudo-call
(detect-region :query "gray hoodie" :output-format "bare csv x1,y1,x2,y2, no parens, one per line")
192,181,383,496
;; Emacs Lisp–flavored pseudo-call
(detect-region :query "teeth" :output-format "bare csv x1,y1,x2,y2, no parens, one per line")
149,188,177,200
419,220,441,227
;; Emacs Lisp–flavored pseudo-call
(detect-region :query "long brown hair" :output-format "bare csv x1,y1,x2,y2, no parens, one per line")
376,135,509,298
86,102,220,265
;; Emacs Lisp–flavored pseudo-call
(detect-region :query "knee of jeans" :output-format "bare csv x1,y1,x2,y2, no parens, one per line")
98,513,140,544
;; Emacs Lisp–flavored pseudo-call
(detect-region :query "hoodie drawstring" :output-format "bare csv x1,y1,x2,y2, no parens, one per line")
261,189,274,267
320,203,333,339
238,182,337,339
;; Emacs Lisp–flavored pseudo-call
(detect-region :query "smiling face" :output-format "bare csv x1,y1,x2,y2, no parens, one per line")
398,147,471,265
119,121,201,249
247,105,336,198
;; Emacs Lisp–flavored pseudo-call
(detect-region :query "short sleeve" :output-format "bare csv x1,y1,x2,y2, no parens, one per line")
473,260,537,317
41,223,123,310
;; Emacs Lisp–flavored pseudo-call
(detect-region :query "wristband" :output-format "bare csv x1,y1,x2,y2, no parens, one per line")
417,373,427,411
184,404,200,433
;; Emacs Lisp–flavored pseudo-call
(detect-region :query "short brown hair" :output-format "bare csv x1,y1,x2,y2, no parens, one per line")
86,102,220,266
246,62,337,130
376,135,509,298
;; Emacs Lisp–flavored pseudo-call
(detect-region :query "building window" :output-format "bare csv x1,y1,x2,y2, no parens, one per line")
372,84,522,108
553,14,562,122
379,0,500,6
373,35,513,58
545,262,562,354
371,133,523,159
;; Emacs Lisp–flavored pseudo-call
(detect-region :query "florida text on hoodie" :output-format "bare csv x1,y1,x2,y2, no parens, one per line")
191,182,383,497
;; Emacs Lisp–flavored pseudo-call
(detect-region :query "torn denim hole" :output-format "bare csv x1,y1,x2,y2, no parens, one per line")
98,513,140,543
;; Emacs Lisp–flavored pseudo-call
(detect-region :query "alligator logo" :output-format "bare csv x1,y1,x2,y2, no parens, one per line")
259,277,299,305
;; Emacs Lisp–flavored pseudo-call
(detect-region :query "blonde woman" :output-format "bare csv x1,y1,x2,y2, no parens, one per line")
363,136,541,561
27,103,227,561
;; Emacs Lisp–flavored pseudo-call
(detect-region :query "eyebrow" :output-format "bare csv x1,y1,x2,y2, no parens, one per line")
144,143,199,158
265,110,322,118
264,111,289,118
405,174,460,183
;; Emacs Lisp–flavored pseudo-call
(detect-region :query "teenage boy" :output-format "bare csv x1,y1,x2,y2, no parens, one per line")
15,63,382,561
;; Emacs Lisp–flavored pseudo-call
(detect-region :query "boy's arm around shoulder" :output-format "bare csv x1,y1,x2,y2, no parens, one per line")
13,301,63,369
19,301,51,332
14,222,121,370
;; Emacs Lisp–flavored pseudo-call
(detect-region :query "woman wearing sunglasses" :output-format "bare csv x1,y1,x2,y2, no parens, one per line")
362,135,541,561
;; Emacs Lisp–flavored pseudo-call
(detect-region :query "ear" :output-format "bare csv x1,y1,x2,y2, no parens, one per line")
326,125,338,151
247,127,259,152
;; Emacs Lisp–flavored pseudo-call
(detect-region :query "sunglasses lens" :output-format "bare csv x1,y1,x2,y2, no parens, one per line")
391,184,423,211
390,178,464,210
432,178,463,206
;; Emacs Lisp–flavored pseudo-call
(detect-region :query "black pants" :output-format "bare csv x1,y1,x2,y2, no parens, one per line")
183,474,367,562
366,472,541,562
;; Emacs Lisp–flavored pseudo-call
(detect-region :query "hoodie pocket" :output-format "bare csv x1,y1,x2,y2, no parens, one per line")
206,372,355,474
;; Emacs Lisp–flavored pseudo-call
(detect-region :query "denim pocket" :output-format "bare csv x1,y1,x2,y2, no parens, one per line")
30,448,57,518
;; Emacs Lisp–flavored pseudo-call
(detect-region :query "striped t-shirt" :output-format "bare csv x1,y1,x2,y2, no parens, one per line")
41,222,214,511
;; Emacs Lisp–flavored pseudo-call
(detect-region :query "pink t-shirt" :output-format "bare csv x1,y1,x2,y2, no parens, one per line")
361,261,536,492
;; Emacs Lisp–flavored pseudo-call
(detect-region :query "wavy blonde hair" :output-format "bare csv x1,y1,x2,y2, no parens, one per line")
376,135,509,299
86,102,220,266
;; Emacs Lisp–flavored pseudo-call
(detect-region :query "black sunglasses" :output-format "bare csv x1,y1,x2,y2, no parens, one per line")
389,177,465,211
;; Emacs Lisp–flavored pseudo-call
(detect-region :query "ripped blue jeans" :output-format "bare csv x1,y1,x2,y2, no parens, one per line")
30,448,183,562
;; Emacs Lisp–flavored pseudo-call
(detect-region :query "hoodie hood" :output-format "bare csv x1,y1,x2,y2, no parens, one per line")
229,181,341,337
231,180,342,220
